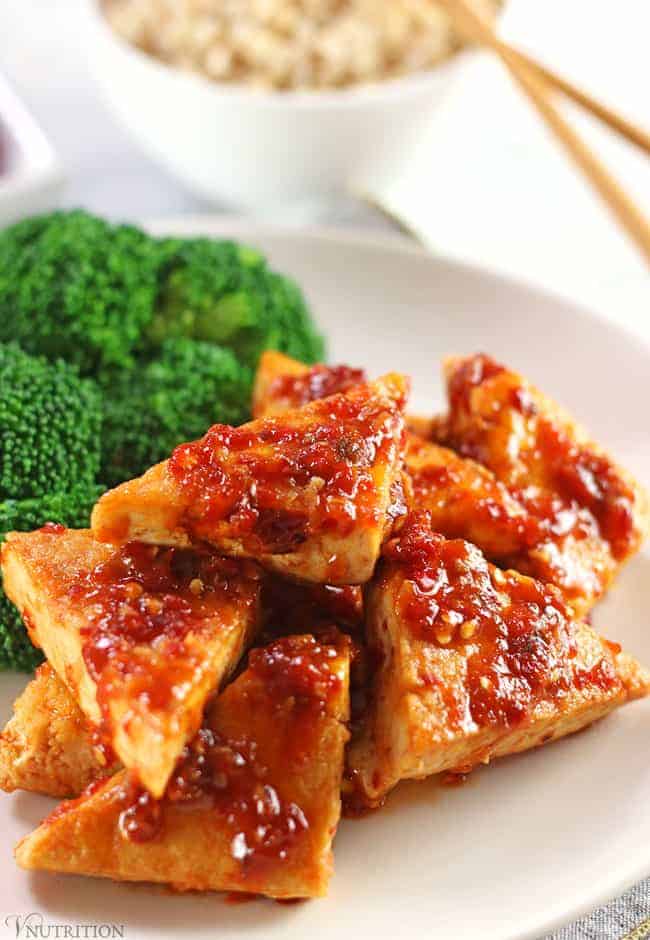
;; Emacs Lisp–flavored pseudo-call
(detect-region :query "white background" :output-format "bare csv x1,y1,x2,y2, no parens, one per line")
376,0,650,336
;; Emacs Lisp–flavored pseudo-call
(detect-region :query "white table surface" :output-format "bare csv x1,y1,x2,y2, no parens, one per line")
373,0,650,340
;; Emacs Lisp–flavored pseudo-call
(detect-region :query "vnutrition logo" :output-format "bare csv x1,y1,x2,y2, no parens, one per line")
4,913,126,938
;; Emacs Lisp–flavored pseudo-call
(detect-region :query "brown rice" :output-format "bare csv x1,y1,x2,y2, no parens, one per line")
102,0,500,91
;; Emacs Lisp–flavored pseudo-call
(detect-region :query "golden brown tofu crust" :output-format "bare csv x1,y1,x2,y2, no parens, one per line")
347,515,650,804
16,635,351,900
0,664,114,798
1,529,260,798
253,352,650,616
252,351,369,420
404,433,531,559
92,373,410,585
432,354,650,612
252,353,615,616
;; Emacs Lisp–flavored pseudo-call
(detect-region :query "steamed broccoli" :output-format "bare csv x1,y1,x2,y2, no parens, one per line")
0,212,325,379
99,337,252,486
145,237,325,370
0,593,41,672
0,343,102,499
0,342,104,671
0,483,103,672
0,211,162,373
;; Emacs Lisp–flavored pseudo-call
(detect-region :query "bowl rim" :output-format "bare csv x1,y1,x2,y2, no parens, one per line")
87,0,476,109
0,71,65,222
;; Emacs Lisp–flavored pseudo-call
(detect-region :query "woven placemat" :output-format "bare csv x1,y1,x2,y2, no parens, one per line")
546,879,650,939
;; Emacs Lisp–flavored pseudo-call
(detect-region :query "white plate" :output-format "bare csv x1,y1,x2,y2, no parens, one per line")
2,220,649,940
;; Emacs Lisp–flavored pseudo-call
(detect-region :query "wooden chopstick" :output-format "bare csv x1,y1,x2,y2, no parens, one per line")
436,0,650,266
508,49,650,159
446,0,650,159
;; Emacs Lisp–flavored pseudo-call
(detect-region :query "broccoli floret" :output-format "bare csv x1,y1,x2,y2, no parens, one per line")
0,483,104,535
146,238,325,370
0,342,102,500
0,593,42,672
99,337,252,486
0,213,325,376
0,210,161,373
0,341,104,671
0,482,104,671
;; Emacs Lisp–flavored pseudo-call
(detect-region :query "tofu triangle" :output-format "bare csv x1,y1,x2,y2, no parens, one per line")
16,634,351,900
433,353,650,613
92,373,410,585
347,514,650,805
1,528,260,798
0,664,112,799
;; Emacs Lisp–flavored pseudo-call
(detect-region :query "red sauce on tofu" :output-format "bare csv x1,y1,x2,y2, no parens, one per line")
117,729,311,863
89,726,119,769
38,521,66,534
262,578,363,635
117,636,344,866
42,775,113,827
442,354,639,561
118,784,163,842
407,432,616,609
537,421,637,560
69,542,257,722
247,634,343,709
260,581,367,741
20,609,38,645
447,353,505,415
385,515,619,728
168,386,407,549
407,436,532,551
270,365,367,408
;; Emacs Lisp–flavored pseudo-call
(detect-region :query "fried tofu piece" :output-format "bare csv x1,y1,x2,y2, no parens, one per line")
252,351,369,419
404,433,531,559
253,351,429,437
251,353,540,564
92,372,409,586
253,353,366,624
405,414,436,439
1,528,260,798
347,515,650,805
0,664,114,798
16,634,350,900
432,354,650,610
407,435,621,616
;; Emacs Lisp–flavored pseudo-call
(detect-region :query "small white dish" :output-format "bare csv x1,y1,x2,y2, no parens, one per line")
84,0,469,212
2,220,649,940
0,73,64,228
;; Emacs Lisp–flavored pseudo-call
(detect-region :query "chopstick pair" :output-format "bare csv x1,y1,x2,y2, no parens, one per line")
436,0,650,265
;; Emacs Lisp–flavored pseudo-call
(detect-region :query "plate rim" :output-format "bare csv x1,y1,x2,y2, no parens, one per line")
145,213,650,361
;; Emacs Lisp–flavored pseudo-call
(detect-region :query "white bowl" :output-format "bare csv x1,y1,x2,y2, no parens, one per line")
0,72,64,228
85,0,469,212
